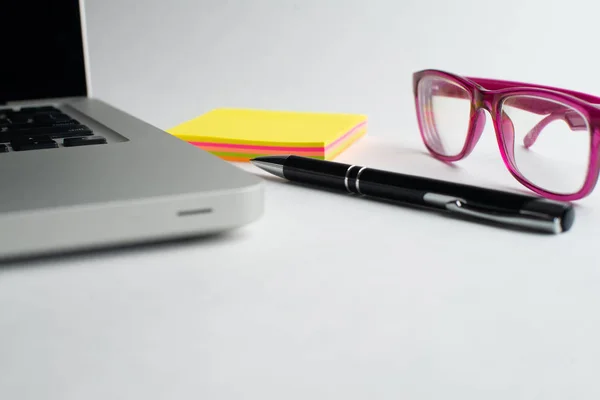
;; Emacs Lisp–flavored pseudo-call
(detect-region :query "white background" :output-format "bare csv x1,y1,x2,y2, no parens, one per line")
1,1,599,399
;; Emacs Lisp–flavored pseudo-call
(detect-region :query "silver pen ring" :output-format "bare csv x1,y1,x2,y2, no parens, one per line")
355,167,367,194
344,165,357,192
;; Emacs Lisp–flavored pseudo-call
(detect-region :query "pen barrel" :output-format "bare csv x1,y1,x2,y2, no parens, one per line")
357,167,574,233
358,167,549,209
354,169,428,204
283,157,353,192
281,156,574,233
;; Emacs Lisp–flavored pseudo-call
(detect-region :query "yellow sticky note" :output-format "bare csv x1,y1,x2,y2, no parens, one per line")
167,108,367,161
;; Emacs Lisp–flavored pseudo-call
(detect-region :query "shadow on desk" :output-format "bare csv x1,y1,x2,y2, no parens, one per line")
0,230,244,270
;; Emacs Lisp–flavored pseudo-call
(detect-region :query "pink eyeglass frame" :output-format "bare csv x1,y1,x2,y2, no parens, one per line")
412,69,600,201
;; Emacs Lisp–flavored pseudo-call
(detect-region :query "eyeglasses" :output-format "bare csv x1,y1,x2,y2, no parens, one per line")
413,69,600,201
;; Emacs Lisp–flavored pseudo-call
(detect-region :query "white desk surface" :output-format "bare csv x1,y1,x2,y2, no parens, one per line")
2,1,600,399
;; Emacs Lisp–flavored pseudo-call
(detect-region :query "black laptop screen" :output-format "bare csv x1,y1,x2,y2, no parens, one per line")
0,0,88,104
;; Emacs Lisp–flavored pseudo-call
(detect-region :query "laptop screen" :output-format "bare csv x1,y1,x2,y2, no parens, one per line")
0,0,88,104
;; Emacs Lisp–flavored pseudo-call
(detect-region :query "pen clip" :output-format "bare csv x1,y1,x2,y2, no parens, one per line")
444,199,562,234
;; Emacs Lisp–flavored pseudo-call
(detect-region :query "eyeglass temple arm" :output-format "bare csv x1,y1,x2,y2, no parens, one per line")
522,111,588,148
466,77,600,105
434,81,578,122
433,81,575,115
434,77,599,113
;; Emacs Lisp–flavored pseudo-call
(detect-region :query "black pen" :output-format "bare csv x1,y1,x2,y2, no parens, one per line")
250,155,575,234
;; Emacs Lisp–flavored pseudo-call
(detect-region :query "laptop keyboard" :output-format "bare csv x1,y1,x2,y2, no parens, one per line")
0,106,107,152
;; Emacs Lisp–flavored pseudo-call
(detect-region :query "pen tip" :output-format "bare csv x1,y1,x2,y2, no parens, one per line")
248,156,286,178
251,155,289,162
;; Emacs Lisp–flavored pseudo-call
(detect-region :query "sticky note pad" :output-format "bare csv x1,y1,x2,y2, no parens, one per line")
166,108,367,161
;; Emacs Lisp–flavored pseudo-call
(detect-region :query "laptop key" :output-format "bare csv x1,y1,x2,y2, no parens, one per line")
34,114,75,124
3,125,93,138
19,106,60,113
49,113,72,122
0,132,13,143
7,120,80,131
11,136,58,151
10,115,34,124
52,126,93,138
63,136,107,147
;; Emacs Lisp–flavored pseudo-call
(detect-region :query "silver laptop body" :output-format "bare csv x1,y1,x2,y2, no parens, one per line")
0,0,264,259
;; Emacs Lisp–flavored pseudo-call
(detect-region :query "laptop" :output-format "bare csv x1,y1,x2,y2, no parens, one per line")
0,0,264,259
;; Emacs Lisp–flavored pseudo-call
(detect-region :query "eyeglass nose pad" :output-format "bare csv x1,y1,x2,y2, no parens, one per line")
500,110,516,164
463,108,486,156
